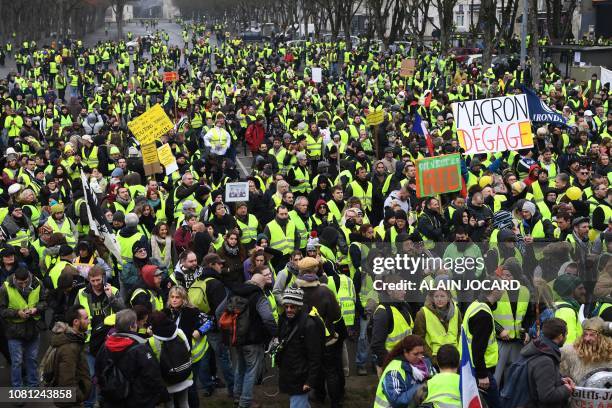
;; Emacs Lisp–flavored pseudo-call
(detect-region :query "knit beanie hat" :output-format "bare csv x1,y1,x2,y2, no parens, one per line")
150,311,176,338
522,201,536,217
493,210,514,230
282,287,304,306
553,274,583,298
131,239,147,255
51,203,65,215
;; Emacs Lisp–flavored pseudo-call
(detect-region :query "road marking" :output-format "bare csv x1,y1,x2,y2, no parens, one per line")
236,155,250,177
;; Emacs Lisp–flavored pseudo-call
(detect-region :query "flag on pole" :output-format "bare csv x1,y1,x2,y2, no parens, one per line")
413,112,435,156
80,170,122,262
460,328,484,408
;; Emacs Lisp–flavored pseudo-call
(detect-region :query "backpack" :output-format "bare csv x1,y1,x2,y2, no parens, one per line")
219,294,252,346
153,335,192,385
39,346,59,386
188,277,213,313
98,344,138,403
499,355,540,408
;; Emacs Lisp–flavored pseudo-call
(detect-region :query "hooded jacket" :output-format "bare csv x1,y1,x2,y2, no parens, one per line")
521,336,571,408
94,332,166,408
49,322,92,407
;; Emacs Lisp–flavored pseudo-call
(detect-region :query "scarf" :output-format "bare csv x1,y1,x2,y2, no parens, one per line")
224,241,239,256
148,198,161,209
151,235,172,268
410,359,430,382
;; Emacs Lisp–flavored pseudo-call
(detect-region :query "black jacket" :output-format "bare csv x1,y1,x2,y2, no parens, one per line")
94,332,166,408
522,337,571,408
165,305,206,347
276,309,324,395
199,267,228,317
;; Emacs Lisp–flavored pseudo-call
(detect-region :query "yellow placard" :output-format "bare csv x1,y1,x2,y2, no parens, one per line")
366,110,385,126
141,143,159,165
157,143,175,167
128,104,173,145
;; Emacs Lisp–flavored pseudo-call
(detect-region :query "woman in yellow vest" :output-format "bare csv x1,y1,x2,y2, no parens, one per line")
129,264,165,313
373,335,435,407
165,286,214,399
413,276,462,365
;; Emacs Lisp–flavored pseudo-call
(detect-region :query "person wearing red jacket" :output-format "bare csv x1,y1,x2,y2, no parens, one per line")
245,115,266,154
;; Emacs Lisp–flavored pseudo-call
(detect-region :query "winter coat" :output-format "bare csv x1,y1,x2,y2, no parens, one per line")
295,278,342,343
95,332,167,408
217,245,246,287
245,121,265,153
0,273,47,340
120,257,164,300
559,343,611,383
521,336,571,408
276,309,324,395
49,322,92,407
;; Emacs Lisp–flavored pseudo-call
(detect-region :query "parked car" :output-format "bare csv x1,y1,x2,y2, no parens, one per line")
449,47,482,63
491,54,520,76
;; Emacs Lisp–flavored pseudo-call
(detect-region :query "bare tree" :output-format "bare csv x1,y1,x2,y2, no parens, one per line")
405,0,433,45
528,0,540,88
478,0,520,69
435,0,457,53
367,0,404,48
545,0,576,44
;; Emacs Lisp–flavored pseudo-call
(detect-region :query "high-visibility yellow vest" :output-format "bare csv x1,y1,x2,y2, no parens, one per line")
422,303,460,356
48,260,72,289
292,166,310,193
267,220,296,255
81,146,99,169
209,128,228,149
130,288,163,311
236,214,259,245
266,290,279,323
77,286,119,342
594,302,611,318
46,217,76,245
113,200,135,215
462,301,498,369
348,180,373,211
374,359,406,407
327,200,343,223
377,304,413,351
116,232,144,264
531,181,545,203
4,280,42,323
422,372,461,407
554,301,582,344
327,274,356,326
191,335,209,363
305,134,322,159
288,210,309,249
492,287,530,339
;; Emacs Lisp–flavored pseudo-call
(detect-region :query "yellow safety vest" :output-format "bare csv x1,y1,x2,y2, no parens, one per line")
209,128,228,149
374,359,406,408
492,287,530,339
46,217,76,245
327,274,356,326
422,372,461,407
377,304,413,351
235,214,259,245
422,304,460,356
348,180,373,211
292,166,310,193
130,288,164,311
116,232,144,264
554,301,582,344
267,220,296,255
77,286,119,342
148,330,194,381
462,301,498,369
288,210,309,249
4,280,42,323
48,260,72,289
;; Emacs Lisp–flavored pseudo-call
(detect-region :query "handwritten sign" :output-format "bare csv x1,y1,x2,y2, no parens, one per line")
163,71,178,82
571,386,611,408
452,94,533,154
128,104,174,146
157,143,178,175
400,58,415,77
415,153,462,198
366,110,385,126
141,143,162,176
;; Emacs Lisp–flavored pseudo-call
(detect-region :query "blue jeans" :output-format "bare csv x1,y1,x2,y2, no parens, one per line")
206,331,234,394
230,344,264,407
355,316,370,367
84,352,96,408
290,393,310,408
8,336,39,387
195,348,215,391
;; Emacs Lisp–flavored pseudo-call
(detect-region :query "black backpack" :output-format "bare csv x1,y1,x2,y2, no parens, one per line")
499,354,541,408
219,294,252,346
99,344,138,402
153,335,192,385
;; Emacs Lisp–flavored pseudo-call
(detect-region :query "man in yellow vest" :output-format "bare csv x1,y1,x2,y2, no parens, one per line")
422,345,461,407
203,113,231,157
0,267,46,387
553,273,587,344
346,166,373,213
462,279,504,408
263,205,299,261
75,265,123,406
129,264,165,313
45,203,78,246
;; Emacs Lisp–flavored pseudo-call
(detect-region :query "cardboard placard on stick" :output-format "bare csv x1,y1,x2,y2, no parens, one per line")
400,58,415,77
142,143,162,176
366,110,385,126
128,104,174,146
157,143,178,175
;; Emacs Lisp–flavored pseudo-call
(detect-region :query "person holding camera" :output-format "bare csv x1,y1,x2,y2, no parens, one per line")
276,287,325,408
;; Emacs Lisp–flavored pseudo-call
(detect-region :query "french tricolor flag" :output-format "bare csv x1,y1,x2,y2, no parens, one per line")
460,328,484,408
413,112,435,156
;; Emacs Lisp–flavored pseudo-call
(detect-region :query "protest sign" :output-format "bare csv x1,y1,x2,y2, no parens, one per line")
157,143,178,175
128,104,174,145
312,67,322,83
400,58,415,77
452,94,533,155
163,71,179,82
225,182,249,202
367,110,385,126
571,386,611,408
141,143,162,176
415,153,462,198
